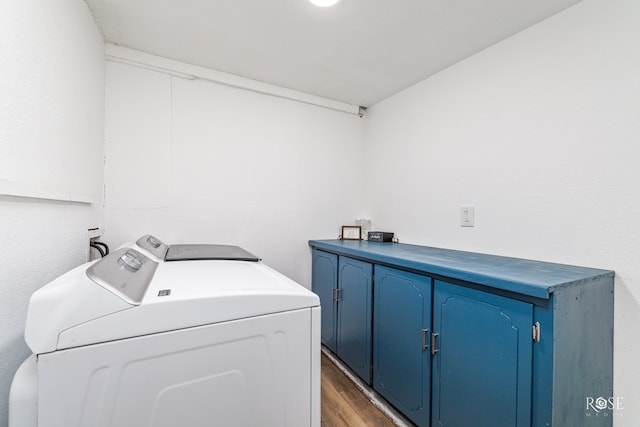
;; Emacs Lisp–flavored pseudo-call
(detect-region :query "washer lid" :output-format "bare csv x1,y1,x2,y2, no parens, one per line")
165,244,260,262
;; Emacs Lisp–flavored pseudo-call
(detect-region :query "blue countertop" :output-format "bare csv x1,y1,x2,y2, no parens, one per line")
309,239,614,299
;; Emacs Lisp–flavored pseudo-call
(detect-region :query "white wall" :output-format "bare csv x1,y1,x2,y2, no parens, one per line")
0,1,104,425
104,59,366,286
365,0,639,424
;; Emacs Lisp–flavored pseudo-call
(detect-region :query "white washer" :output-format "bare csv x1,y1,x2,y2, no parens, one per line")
10,242,321,427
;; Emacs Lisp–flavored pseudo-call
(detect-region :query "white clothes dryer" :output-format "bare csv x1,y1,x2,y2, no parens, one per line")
10,241,320,427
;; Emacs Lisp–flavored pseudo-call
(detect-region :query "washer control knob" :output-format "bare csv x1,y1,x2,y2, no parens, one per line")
119,251,143,272
146,236,162,248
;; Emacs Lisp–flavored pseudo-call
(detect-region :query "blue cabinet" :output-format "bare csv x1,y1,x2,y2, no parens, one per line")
311,249,373,383
337,257,373,383
432,280,533,427
309,239,614,427
311,249,338,352
373,266,432,426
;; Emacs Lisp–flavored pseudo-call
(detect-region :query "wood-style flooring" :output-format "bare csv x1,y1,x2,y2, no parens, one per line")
321,353,397,427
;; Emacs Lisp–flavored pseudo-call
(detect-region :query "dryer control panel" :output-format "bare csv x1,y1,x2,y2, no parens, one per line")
87,248,158,305
135,234,169,260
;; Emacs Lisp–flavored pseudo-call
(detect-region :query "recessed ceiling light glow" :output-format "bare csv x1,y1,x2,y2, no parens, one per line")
309,0,341,7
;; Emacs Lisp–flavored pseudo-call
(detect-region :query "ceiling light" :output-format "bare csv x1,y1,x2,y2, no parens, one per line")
309,0,341,7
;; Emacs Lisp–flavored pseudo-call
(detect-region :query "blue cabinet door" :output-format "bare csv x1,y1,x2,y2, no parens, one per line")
432,280,533,427
337,257,373,384
311,249,338,352
373,266,432,427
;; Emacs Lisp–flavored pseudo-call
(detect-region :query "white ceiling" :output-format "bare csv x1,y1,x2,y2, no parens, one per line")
85,0,582,107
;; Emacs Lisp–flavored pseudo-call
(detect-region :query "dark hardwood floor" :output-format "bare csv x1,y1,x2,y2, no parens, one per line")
321,353,397,427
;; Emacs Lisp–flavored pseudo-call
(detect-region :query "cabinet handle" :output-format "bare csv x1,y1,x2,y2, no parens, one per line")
422,329,429,351
332,288,342,302
532,321,541,343
431,333,439,356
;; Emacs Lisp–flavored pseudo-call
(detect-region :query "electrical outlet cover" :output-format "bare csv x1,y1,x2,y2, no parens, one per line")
460,206,475,227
